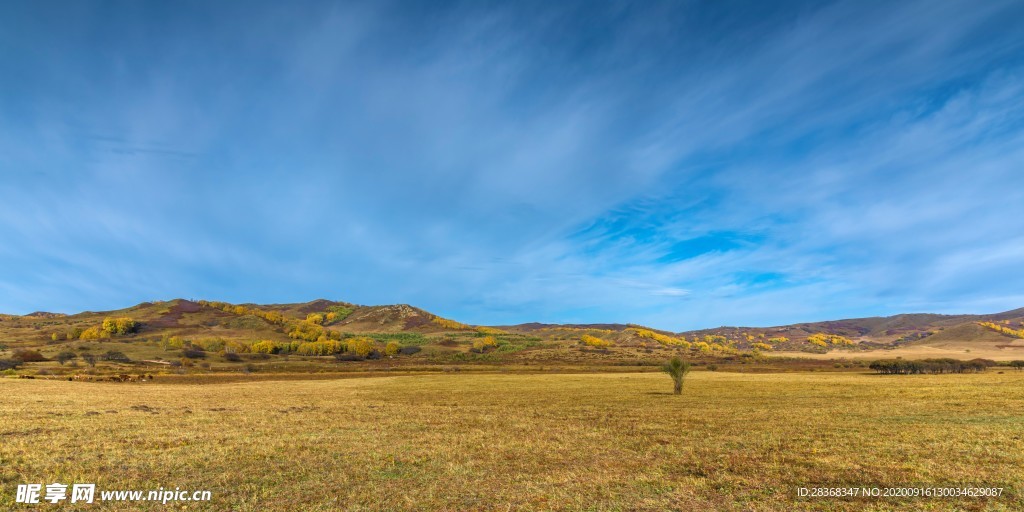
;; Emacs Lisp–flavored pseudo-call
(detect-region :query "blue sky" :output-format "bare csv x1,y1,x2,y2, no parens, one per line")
2,0,1024,330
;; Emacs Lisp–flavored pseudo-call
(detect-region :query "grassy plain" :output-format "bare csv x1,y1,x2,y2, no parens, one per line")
2,371,1023,511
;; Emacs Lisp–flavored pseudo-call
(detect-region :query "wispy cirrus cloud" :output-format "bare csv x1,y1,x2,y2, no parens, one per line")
1,0,1022,329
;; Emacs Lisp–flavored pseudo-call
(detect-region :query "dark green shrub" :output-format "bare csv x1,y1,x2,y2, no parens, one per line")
102,351,130,363
182,348,206,359
12,349,47,362
55,351,77,365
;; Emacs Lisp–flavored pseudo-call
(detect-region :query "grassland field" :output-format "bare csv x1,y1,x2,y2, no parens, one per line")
2,370,1023,511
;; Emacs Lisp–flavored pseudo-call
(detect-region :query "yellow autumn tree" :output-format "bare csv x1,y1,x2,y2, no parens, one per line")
101,317,137,335
79,326,107,340
347,337,375,357
472,336,498,352
250,340,280,354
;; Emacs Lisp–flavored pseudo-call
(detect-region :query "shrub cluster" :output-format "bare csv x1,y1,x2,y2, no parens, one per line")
13,349,47,362
869,358,995,375
182,348,207,359
295,340,345,356
197,301,285,325
629,328,686,346
432,316,472,330
807,333,854,347
471,336,498,353
325,305,354,324
102,350,131,363
55,351,77,365
102,317,138,335
977,321,1024,339
475,326,507,335
347,337,375,357
580,334,612,348
0,359,23,370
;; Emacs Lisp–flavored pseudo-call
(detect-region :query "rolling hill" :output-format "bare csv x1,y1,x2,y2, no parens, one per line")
2,299,1024,376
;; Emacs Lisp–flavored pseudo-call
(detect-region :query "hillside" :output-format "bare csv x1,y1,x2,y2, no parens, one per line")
681,308,1024,353
2,300,1024,378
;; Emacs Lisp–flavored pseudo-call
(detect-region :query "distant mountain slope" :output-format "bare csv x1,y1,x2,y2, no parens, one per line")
0,298,459,347
1,299,1022,358
507,322,638,332
679,308,1024,344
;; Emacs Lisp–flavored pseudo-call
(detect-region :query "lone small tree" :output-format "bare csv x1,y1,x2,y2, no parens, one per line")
55,351,77,365
662,356,691,395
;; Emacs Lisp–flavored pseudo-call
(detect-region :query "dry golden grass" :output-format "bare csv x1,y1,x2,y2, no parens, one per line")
2,371,1022,511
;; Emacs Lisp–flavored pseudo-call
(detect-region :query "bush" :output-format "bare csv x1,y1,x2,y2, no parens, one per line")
1010,360,1024,370
0,359,21,371
295,340,344,356
287,322,326,342
326,305,354,322
384,341,400,356
398,346,422,356
55,351,77,365
102,317,138,335
470,336,498,353
191,338,226,352
79,326,107,340
102,351,130,363
334,353,365,362
223,352,242,362
12,349,47,362
251,340,281,354
580,334,612,348
182,348,206,359
807,333,854,346
662,356,691,395
347,337,375,357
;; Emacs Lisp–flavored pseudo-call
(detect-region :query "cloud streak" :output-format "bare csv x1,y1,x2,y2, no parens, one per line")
1,0,1023,329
